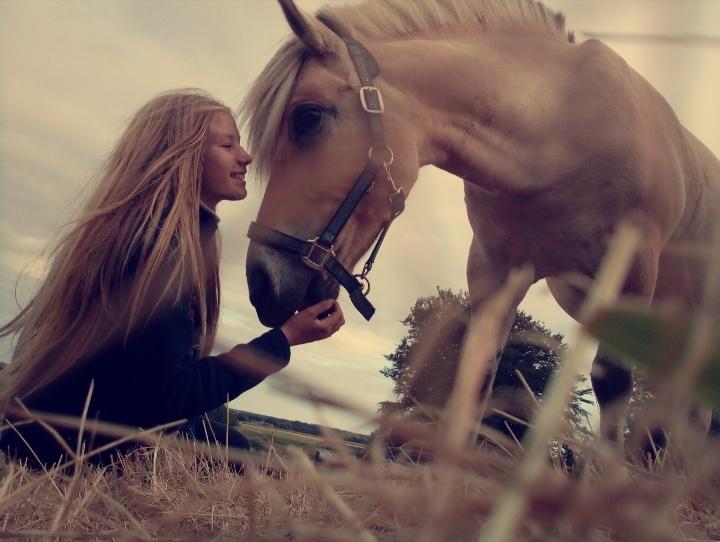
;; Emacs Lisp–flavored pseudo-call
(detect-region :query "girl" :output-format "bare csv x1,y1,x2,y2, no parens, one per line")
0,89,344,468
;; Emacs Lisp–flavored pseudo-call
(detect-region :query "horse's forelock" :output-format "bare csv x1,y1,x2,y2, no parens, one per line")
239,38,307,184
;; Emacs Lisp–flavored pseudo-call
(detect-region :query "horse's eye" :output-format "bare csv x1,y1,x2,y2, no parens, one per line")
289,104,325,144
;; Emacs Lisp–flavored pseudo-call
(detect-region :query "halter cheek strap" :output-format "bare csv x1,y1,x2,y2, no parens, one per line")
247,37,405,321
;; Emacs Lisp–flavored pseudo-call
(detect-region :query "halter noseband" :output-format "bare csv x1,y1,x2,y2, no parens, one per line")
247,38,405,321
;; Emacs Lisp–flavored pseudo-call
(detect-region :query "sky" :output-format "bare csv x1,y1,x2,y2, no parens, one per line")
1,0,718,433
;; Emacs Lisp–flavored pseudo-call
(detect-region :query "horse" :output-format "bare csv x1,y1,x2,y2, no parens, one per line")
242,0,720,445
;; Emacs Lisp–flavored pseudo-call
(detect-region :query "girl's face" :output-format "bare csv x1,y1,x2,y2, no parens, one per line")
201,111,252,210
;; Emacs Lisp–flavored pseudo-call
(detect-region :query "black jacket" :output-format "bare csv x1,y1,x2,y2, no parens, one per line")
0,208,290,468
1,305,289,468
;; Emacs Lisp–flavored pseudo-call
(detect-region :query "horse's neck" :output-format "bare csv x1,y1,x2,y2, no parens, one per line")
372,30,575,193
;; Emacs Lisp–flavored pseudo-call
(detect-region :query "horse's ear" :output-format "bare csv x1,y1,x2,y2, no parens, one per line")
277,0,341,55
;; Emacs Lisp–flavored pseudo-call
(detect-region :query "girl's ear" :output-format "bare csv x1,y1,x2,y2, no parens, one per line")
277,0,342,55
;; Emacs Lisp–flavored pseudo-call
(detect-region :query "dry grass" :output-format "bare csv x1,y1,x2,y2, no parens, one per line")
2,221,719,541
1,422,719,541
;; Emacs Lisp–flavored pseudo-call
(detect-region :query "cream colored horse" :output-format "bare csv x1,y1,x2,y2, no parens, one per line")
243,0,720,442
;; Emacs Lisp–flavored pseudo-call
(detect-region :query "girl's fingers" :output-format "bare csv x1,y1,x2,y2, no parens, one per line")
317,310,343,334
307,299,336,318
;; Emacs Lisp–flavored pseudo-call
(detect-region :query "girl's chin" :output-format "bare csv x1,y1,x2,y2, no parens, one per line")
227,187,247,200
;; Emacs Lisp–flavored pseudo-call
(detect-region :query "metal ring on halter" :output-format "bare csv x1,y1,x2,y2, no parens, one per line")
367,145,393,166
354,274,371,296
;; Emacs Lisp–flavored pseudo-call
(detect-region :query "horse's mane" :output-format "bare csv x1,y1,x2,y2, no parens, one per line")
318,0,573,43
240,0,573,181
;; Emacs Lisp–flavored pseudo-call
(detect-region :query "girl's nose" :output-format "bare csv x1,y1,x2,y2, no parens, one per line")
237,145,253,165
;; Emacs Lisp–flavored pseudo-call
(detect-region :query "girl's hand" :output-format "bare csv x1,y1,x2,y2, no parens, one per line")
280,299,345,346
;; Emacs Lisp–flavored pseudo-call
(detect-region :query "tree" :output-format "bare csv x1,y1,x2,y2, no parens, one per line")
380,288,593,440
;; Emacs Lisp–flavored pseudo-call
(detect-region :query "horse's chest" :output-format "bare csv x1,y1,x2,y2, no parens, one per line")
464,183,624,277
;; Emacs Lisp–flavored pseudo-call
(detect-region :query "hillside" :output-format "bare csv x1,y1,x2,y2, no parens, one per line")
210,407,371,446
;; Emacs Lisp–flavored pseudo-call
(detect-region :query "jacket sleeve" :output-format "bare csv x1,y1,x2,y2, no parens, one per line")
124,308,291,426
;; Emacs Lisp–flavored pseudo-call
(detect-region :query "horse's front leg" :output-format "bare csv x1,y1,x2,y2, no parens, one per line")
466,237,534,418
550,231,661,446
597,237,664,449
546,277,633,442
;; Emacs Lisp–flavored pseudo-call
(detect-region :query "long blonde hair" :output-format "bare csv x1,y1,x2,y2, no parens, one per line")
0,89,228,409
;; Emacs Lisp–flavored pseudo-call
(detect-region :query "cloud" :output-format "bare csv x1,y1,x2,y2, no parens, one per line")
1,0,718,428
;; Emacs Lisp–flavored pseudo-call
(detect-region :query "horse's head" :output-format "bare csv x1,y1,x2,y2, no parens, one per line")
245,0,420,327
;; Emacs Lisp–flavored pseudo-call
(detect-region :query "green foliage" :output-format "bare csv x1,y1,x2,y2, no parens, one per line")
380,288,470,410
587,305,720,408
380,287,593,437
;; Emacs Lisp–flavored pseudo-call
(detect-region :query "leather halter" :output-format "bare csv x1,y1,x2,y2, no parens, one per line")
247,38,405,321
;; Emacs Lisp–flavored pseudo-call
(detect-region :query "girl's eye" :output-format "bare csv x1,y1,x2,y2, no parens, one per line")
289,104,326,144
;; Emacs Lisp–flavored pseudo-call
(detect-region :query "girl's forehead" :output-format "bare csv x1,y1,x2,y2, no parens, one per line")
208,111,240,138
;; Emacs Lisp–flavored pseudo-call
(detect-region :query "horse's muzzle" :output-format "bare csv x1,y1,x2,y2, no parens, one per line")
246,243,314,327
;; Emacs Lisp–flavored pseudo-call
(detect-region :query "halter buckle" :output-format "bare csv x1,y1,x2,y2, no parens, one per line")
360,86,384,113
302,238,335,271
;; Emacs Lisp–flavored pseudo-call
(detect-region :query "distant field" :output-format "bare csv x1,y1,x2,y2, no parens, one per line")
237,422,366,455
